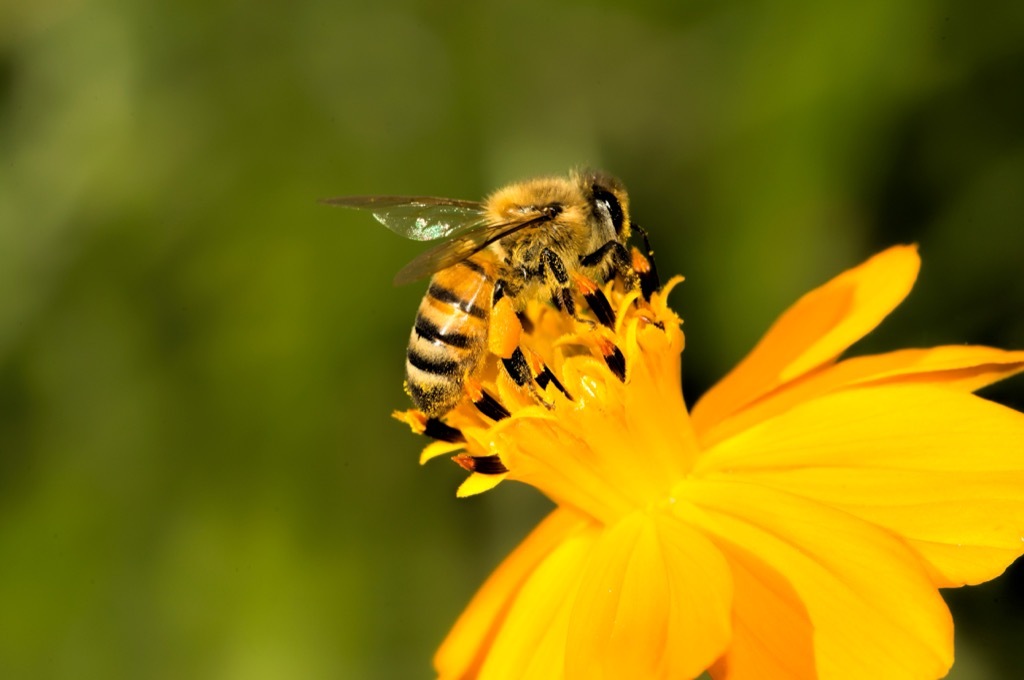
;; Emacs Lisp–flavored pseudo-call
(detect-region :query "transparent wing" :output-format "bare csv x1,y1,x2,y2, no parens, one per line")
392,214,549,286
322,195,486,241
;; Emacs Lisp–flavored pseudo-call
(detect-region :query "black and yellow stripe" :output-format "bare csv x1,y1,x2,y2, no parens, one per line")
405,257,494,416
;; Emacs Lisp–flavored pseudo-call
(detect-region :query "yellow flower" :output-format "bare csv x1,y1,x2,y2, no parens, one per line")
398,245,1024,680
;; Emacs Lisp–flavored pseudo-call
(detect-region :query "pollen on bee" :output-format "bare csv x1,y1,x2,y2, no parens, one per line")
488,296,522,359
463,376,485,402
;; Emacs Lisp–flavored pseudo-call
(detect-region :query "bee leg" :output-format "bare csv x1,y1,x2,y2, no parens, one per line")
579,240,639,292
490,287,523,358
501,346,533,386
489,293,555,408
539,248,573,309
491,278,521,307
630,224,661,300
474,281,521,423
516,310,534,334
492,277,537,333
539,248,569,282
539,248,601,327
550,287,577,316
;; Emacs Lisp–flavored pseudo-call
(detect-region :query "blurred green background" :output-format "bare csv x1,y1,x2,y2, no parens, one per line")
2,0,1023,678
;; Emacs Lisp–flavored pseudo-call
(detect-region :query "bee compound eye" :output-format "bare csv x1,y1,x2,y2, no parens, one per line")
591,185,625,235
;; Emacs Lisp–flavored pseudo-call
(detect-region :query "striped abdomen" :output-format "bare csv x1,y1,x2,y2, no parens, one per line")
405,259,494,417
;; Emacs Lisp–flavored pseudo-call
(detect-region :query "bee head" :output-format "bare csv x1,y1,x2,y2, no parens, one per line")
576,169,631,239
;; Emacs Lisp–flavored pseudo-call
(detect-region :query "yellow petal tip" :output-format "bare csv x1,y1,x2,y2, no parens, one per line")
457,472,508,497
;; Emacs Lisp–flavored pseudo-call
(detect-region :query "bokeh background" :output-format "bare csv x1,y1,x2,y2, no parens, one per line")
2,0,1023,678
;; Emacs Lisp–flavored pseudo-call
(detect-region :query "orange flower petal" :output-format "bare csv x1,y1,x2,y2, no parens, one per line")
698,344,1024,448
491,409,639,524
692,245,920,434
435,508,593,679
840,345,1024,392
474,522,599,680
695,384,1024,587
655,513,734,678
680,480,953,679
564,511,732,680
706,541,816,680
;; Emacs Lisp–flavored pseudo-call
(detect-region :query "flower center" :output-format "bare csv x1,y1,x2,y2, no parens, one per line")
400,274,699,525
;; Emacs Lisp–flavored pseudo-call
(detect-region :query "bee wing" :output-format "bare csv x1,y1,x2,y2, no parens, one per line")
321,195,486,242
392,214,549,286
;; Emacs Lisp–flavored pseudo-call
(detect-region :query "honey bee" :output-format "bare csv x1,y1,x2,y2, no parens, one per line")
325,169,657,418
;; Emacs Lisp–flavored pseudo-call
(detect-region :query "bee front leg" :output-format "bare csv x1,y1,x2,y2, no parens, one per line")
518,253,569,314
541,248,598,325
579,240,639,292
630,224,661,300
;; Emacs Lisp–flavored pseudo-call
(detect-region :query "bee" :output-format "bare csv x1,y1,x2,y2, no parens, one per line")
324,169,657,419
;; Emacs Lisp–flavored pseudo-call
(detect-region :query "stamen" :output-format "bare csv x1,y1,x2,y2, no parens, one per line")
423,417,466,443
536,365,572,399
453,453,509,475
523,346,545,376
594,335,627,381
606,346,627,381
573,274,615,328
520,347,572,400
464,377,512,420
476,390,512,421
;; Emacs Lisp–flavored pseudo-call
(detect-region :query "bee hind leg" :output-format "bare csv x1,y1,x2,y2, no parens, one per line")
485,290,545,409
489,290,571,408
